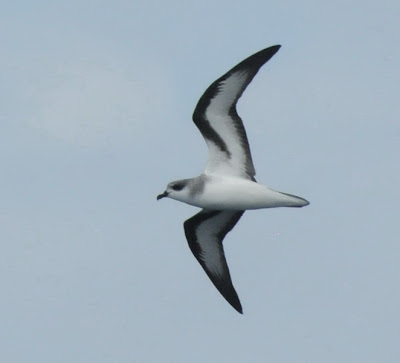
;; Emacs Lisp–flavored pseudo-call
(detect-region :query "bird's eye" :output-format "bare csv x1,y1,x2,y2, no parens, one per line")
172,183,184,191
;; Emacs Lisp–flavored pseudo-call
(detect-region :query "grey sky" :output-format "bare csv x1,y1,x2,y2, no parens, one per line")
1,1,399,362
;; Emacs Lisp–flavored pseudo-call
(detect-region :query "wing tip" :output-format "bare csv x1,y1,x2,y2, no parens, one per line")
221,284,243,314
234,302,243,314
257,44,281,60
270,44,281,57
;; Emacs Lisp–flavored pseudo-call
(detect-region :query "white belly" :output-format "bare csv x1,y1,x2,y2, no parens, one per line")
187,176,308,210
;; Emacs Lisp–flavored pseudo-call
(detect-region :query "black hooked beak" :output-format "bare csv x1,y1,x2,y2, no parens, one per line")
157,191,169,200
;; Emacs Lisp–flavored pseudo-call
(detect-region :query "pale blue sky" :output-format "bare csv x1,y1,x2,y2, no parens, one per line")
1,1,399,362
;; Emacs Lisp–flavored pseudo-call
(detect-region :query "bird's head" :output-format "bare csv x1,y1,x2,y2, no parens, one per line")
157,179,191,203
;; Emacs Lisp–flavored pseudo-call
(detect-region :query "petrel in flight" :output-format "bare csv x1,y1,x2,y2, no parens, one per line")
157,45,309,313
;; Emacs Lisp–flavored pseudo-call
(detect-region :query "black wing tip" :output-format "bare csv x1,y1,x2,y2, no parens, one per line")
244,44,281,67
215,278,244,314
214,280,243,314
266,44,281,53
267,44,281,57
215,44,281,86
233,301,243,314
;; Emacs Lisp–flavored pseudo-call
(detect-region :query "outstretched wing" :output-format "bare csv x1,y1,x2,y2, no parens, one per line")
184,209,244,313
192,45,281,180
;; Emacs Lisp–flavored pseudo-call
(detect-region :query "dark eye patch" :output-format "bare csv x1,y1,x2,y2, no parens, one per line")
172,183,184,191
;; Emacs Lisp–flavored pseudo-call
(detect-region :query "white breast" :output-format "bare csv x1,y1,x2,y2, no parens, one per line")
188,176,307,210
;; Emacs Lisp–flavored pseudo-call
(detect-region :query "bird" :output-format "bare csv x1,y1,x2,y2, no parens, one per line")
157,45,309,314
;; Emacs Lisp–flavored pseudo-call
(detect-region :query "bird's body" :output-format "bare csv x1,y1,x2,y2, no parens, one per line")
157,45,309,314
167,174,309,211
